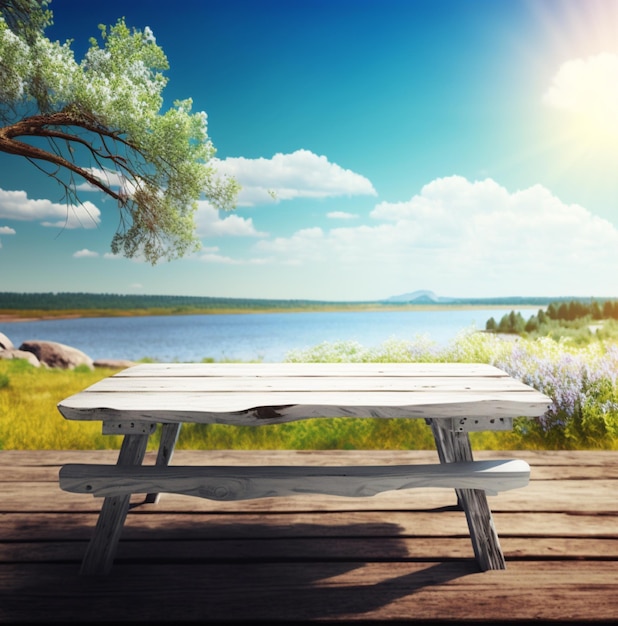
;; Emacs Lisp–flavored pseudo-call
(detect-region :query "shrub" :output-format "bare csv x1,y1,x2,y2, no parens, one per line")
487,338,618,448
287,331,618,450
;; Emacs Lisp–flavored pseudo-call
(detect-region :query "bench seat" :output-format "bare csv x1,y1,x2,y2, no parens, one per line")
60,459,530,500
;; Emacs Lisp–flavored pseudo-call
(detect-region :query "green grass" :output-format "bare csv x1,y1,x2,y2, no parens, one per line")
1,330,617,451
0,357,450,451
0,349,517,451
0,359,123,450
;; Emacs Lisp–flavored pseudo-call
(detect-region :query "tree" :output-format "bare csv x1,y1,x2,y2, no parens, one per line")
603,300,618,320
546,302,559,320
524,314,539,333
498,313,510,333
485,316,497,332
591,301,602,321
556,302,569,320
0,0,238,263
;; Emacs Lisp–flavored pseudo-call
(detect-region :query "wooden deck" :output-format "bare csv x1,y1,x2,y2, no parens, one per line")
1,449,617,623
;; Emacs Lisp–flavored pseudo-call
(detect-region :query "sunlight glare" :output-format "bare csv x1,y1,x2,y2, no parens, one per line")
543,52,618,146
516,0,618,184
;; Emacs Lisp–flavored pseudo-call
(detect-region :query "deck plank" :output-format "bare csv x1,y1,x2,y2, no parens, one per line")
0,449,616,623
0,562,617,622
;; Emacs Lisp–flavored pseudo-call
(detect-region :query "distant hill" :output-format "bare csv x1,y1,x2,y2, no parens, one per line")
384,290,456,304
381,292,588,306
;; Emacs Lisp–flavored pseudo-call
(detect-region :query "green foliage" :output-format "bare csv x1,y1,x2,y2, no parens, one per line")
545,299,618,322
0,1,51,43
177,418,436,451
0,358,123,450
596,319,618,341
569,378,618,445
285,332,510,365
498,310,526,333
0,0,238,263
1,330,617,451
486,299,618,347
288,332,618,450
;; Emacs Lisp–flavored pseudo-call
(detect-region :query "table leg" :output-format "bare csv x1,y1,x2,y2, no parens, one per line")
429,419,506,571
145,422,182,504
79,433,150,575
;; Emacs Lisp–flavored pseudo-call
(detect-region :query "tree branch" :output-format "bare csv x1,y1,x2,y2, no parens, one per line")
0,111,134,201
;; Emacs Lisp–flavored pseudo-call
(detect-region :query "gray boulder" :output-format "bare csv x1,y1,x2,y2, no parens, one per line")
0,348,41,367
0,332,14,350
19,340,94,370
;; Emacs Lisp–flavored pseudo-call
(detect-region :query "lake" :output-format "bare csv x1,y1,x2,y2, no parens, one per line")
0,308,534,363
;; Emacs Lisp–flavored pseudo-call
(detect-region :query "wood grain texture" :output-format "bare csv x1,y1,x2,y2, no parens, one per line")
1,450,617,623
57,362,551,424
59,459,530,499
429,419,505,570
144,422,181,504
76,434,149,576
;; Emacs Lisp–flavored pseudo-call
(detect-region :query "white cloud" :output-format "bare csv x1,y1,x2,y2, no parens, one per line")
252,176,618,296
327,211,358,219
199,245,270,265
195,201,267,237
542,53,618,139
255,227,325,266
0,188,101,228
543,53,618,114
0,225,16,248
199,247,243,264
75,167,129,192
73,248,99,258
214,149,377,206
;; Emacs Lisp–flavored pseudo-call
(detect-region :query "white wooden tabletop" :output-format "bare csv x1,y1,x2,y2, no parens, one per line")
56,362,551,427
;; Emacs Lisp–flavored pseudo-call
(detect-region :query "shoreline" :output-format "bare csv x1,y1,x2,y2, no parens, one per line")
0,304,540,324
0,313,84,323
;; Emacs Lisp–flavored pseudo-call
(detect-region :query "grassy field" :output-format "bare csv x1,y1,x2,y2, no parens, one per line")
0,357,520,452
1,330,616,451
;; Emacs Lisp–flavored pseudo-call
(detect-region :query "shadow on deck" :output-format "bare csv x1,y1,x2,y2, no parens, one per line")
1,449,617,623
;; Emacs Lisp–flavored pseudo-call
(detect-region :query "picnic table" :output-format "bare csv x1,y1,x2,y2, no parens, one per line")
57,362,551,576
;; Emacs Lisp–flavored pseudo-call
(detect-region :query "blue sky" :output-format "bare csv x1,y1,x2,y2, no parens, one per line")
2,0,618,300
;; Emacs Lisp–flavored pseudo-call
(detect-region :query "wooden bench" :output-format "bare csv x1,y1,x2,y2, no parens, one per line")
57,362,551,575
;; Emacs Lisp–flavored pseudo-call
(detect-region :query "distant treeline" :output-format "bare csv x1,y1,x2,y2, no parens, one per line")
544,299,618,321
1,292,616,314
0,292,369,311
487,299,618,334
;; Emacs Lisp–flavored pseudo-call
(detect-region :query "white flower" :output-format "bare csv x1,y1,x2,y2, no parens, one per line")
143,26,156,44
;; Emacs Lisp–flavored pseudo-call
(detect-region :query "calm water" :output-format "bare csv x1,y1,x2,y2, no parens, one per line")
1,308,532,363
